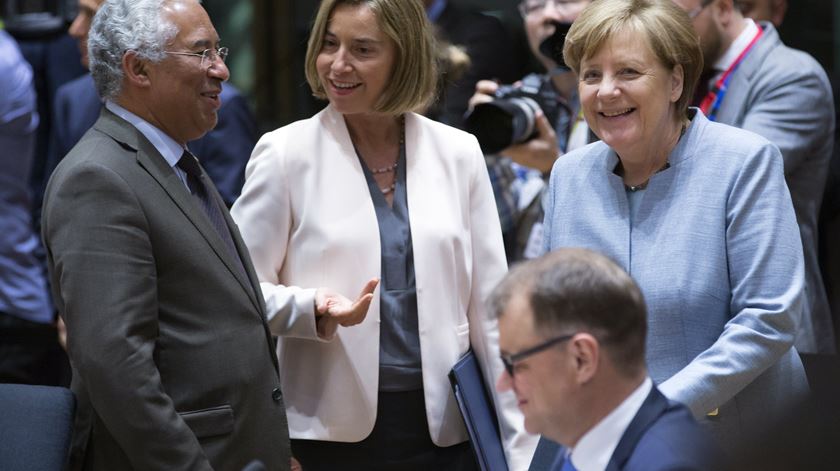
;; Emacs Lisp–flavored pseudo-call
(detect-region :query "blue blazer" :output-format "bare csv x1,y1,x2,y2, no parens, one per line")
45,73,255,207
607,387,720,471
531,387,722,471
533,387,721,471
543,110,809,451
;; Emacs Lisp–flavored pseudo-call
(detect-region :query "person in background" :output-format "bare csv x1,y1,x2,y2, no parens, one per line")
735,0,787,26
0,27,60,386
231,0,536,469
469,0,593,263
543,0,808,455
42,0,371,468
44,0,256,209
673,0,835,354
493,248,721,471
422,0,525,128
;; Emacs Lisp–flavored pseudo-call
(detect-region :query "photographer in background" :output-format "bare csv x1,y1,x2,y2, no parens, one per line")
422,0,527,129
467,0,592,263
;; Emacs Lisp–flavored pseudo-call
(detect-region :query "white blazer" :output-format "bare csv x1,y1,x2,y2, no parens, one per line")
231,105,536,469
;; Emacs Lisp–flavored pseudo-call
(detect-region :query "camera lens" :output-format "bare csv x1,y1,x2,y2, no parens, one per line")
464,97,540,154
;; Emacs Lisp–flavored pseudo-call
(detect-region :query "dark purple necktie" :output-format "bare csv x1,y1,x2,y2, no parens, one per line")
177,151,247,277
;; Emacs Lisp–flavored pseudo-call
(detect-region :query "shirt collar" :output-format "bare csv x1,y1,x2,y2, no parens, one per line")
104,100,186,169
713,18,759,73
568,377,653,471
425,0,448,22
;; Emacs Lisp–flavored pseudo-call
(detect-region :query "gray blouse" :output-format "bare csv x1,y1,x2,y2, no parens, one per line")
358,140,422,392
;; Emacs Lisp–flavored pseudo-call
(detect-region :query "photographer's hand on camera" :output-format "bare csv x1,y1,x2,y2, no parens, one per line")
468,80,560,174
468,79,503,109
501,110,558,174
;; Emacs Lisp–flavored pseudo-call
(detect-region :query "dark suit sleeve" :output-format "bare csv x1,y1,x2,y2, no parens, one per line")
189,90,256,207
43,159,212,470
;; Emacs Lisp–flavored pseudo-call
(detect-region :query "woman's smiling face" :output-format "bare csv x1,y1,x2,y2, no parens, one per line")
578,28,684,158
316,3,396,117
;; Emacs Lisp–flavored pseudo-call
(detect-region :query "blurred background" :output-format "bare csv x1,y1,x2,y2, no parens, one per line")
3,0,836,132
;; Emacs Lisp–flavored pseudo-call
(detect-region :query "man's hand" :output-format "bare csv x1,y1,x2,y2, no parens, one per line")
314,278,379,338
468,79,501,110
502,110,559,174
469,80,559,174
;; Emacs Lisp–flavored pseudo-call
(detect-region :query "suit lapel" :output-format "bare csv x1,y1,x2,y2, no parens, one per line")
605,387,669,471
716,22,778,124
94,109,265,318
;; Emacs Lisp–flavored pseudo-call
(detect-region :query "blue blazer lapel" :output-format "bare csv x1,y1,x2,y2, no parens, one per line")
93,110,265,318
605,387,669,471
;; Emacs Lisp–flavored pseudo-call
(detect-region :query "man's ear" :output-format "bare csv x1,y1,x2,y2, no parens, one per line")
122,50,152,88
570,333,600,385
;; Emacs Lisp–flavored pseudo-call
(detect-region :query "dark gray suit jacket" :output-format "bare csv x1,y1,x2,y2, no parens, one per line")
715,22,835,354
42,109,290,470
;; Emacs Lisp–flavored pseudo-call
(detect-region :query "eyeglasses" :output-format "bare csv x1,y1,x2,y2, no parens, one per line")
686,0,714,19
500,333,576,377
165,47,229,68
518,0,589,17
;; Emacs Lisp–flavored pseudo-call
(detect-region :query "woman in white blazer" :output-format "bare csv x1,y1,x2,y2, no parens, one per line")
230,0,535,469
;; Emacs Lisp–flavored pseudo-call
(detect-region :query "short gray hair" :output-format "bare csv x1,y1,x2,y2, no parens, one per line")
88,0,186,100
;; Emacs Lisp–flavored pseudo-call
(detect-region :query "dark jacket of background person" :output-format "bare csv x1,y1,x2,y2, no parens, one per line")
0,29,59,384
425,0,526,129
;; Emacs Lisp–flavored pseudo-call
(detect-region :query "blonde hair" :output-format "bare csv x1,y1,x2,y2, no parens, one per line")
304,0,438,115
563,0,703,118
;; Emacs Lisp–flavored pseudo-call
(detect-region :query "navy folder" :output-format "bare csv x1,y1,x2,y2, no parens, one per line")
449,350,509,471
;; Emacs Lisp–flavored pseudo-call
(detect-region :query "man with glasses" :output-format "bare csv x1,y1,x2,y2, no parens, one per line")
491,248,720,470
674,0,835,355
470,0,593,264
44,0,256,210
41,0,365,469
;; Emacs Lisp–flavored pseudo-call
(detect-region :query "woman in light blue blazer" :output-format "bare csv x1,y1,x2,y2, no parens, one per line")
541,0,808,452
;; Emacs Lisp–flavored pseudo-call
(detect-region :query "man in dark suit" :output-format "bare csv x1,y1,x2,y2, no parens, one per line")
490,248,721,470
41,0,372,469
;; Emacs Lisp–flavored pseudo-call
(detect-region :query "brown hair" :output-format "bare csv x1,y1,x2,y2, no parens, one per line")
490,248,648,376
304,0,438,114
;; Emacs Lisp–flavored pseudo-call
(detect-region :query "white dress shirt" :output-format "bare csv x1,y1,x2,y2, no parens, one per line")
568,377,653,471
105,100,190,190
713,18,760,73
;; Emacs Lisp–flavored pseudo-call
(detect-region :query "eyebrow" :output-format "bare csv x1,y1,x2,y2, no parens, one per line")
324,31,383,46
187,38,220,50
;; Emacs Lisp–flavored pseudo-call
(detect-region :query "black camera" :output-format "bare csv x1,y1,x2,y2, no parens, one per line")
463,73,560,155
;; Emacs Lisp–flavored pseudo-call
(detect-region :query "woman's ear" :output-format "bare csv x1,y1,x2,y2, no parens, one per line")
671,64,685,103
